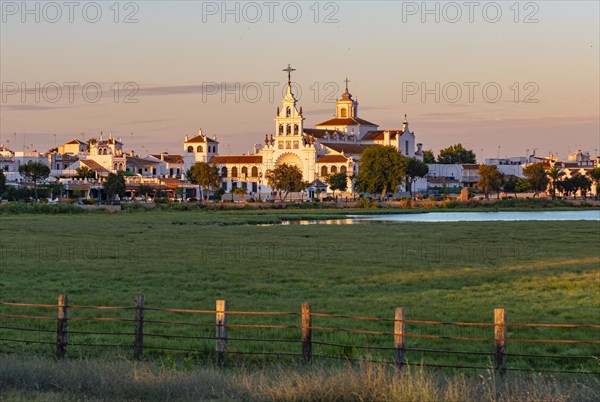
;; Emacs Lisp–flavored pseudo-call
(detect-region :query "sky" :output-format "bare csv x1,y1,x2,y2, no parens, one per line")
1,0,599,161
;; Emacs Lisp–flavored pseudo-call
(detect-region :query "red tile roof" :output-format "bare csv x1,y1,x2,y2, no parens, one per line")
316,154,349,163
151,154,184,164
210,155,263,164
187,134,218,143
80,159,109,173
65,139,85,145
316,117,378,127
321,143,379,155
361,130,404,141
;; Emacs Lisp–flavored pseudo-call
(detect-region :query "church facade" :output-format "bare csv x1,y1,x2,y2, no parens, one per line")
183,67,425,195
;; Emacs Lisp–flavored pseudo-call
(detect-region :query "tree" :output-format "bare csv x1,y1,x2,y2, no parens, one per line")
477,165,502,199
325,172,348,197
572,175,592,199
186,162,221,204
422,150,436,164
503,175,530,198
502,175,519,198
137,184,154,201
355,146,405,199
588,167,600,197
265,163,304,202
523,163,549,198
46,182,65,199
546,165,565,199
515,177,532,194
0,170,6,198
404,157,429,197
18,161,50,200
85,138,97,152
103,172,126,201
76,166,95,179
437,144,477,164
557,177,575,198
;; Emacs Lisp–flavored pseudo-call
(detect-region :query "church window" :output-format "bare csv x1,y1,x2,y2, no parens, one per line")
241,166,248,177
331,166,338,174
231,167,238,177
287,125,291,135
321,166,328,177
293,141,299,149
251,166,258,177
114,163,118,170
286,107,291,117
278,141,284,149
279,125,284,135
405,141,409,155
294,124,299,135
221,167,228,177
340,108,347,118
197,145,203,153
187,146,194,153
286,141,291,149
341,166,347,174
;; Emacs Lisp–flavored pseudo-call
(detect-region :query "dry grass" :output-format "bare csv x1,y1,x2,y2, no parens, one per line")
1,354,598,402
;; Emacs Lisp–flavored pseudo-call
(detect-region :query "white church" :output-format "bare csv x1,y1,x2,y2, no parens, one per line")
183,66,425,195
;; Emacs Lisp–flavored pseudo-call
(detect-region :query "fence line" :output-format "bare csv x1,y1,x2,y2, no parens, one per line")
0,295,598,375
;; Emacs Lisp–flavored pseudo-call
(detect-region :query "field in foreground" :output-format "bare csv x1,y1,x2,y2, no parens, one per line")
1,354,598,402
0,210,598,373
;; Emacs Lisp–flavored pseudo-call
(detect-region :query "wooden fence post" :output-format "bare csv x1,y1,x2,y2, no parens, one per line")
394,307,405,370
134,295,144,360
494,308,506,375
56,294,68,359
301,303,312,364
216,300,228,365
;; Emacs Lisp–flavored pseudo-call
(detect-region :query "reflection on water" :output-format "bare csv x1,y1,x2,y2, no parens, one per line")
268,210,600,226
258,219,358,227
352,210,600,222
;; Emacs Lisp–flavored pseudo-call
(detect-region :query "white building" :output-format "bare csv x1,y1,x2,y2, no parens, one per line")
193,67,425,195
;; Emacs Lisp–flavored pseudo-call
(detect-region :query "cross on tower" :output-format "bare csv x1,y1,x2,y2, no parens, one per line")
283,64,296,85
344,77,350,92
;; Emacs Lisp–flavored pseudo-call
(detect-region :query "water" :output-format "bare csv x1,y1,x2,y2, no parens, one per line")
275,210,600,225
349,210,600,222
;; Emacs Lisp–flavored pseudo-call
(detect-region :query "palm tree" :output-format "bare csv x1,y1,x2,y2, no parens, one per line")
546,166,565,199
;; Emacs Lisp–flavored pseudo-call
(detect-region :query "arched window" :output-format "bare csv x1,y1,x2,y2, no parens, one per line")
405,141,409,155
286,107,291,117
340,166,347,174
321,166,328,177
293,141,299,149
114,163,118,170
279,125,284,135
331,166,338,174
241,166,248,177
197,145,203,153
187,146,194,153
286,125,291,135
231,167,238,177
251,166,258,177
221,167,228,177
286,141,291,149
278,141,284,150
294,124,299,135
340,108,347,118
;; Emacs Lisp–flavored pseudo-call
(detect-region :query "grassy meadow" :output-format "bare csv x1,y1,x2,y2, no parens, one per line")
0,210,598,375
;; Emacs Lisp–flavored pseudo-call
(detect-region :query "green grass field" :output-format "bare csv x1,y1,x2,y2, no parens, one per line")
0,210,598,373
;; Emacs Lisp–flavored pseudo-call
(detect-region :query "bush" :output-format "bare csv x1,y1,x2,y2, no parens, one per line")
81,198,96,205
0,202,85,215
356,198,377,209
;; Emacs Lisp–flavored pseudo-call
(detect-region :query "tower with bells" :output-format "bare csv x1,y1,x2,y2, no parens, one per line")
335,78,359,119
274,64,305,141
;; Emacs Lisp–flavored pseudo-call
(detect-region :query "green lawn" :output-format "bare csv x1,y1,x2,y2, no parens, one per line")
0,211,598,372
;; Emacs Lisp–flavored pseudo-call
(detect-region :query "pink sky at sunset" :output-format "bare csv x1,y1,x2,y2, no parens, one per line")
1,1,598,161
